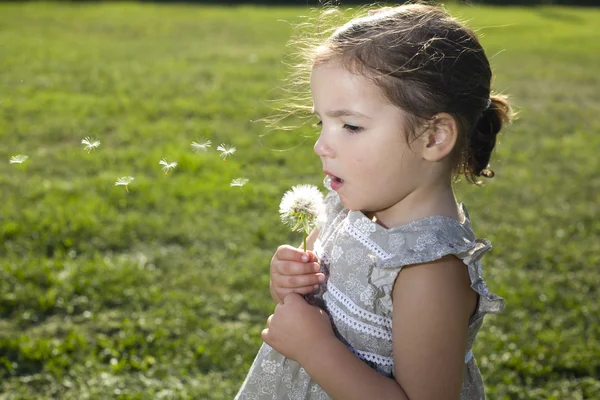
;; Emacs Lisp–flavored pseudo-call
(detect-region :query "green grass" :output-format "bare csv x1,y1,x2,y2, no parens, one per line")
1,2,599,399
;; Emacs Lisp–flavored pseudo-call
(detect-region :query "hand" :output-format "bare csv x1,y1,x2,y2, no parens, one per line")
261,293,335,363
270,245,325,302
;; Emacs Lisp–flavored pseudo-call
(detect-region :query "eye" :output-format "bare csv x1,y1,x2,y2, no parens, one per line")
343,124,363,133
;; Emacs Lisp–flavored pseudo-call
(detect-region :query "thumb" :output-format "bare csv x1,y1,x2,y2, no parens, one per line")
283,292,301,304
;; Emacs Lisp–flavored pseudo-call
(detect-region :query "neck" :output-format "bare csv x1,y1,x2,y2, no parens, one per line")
372,180,459,229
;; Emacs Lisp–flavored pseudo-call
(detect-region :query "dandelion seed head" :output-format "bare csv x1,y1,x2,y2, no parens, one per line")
115,176,134,186
230,178,249,187
217,144,236,160
191,138,212,153
9,154,29,165
279,184,325,233
81,137,101,153
159,158,178,173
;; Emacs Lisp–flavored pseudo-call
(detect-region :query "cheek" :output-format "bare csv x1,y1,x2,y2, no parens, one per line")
350,143,379,169
352,153,365,165
374,149,413,182
350,154,376,179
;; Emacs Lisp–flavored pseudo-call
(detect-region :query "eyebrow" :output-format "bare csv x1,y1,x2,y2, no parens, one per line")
313,108,371,119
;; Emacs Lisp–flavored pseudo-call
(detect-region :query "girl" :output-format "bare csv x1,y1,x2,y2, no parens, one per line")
237,4,511,399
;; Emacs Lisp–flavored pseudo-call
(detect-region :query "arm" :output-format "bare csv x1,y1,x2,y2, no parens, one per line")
302,337,408,399
300,256,477,400
391,255,476,399
262,293,409,399
281,255,476,400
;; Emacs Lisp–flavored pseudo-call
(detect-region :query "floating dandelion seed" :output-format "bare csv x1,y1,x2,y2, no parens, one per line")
191,138,212,153
9,154,29,167
279,184,325,252
230,178,249,188
81,137,101,154
217,144,236,161
159,158,178,175
115,176,134,192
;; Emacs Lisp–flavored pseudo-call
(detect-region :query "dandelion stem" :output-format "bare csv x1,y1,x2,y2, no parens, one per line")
303,232,307,253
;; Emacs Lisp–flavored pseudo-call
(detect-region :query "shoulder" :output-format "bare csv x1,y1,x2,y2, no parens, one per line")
391,254,476,312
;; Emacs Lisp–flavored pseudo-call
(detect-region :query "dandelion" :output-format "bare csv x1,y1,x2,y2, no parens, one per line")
81,137,101,154
159,158,178,175
115,176,134,192
191,138,212,153
217,144,236,161
279,184,325,252
230,178,249,188
9,154,29,167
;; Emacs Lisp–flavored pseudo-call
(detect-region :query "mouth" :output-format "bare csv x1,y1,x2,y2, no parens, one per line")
331,175,344,184
324,171,344,189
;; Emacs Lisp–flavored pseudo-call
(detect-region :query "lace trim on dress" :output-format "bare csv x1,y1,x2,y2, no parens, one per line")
348,347,474,369
345,219,393,261
326,293,393,341
349,346,474,367
327,281,393,329
348,346,395,367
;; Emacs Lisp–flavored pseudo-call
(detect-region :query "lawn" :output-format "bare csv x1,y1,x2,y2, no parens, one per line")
0,2,599,399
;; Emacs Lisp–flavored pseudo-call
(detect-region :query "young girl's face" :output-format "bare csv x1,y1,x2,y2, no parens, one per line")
311,62,430,219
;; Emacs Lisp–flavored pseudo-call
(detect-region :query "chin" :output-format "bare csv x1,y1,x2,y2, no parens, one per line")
339,198,362,211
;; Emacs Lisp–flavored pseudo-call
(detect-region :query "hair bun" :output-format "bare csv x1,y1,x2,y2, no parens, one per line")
466,95,513,182
480,168,495,178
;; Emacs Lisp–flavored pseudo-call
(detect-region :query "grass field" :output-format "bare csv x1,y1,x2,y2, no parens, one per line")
0,2,599,399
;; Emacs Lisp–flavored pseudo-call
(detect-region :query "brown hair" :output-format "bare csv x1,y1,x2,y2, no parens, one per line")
267,4,514,184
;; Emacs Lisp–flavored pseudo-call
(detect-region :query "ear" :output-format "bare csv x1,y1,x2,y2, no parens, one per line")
421,113,458,162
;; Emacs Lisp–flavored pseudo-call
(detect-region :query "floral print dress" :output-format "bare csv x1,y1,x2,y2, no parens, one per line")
235,177,505,400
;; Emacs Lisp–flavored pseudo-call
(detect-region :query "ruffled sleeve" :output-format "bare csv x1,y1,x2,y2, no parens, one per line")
364,208,505,319
459,240,506,315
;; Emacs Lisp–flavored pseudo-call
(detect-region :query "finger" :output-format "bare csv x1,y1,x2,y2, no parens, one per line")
295,284,322,295
266,314,274,327
276,245,311,263
275,285,319,300
279,260,321,275
282,292,301,304
261,328,269,342
275,273,324,288
284,285,321,297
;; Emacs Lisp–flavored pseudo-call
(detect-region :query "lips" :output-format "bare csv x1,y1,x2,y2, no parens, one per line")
324,170,344,190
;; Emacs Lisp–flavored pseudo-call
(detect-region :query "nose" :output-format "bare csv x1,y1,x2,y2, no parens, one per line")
314,131,333,158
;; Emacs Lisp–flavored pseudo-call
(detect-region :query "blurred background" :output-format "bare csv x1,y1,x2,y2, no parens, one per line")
0,1,598,399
